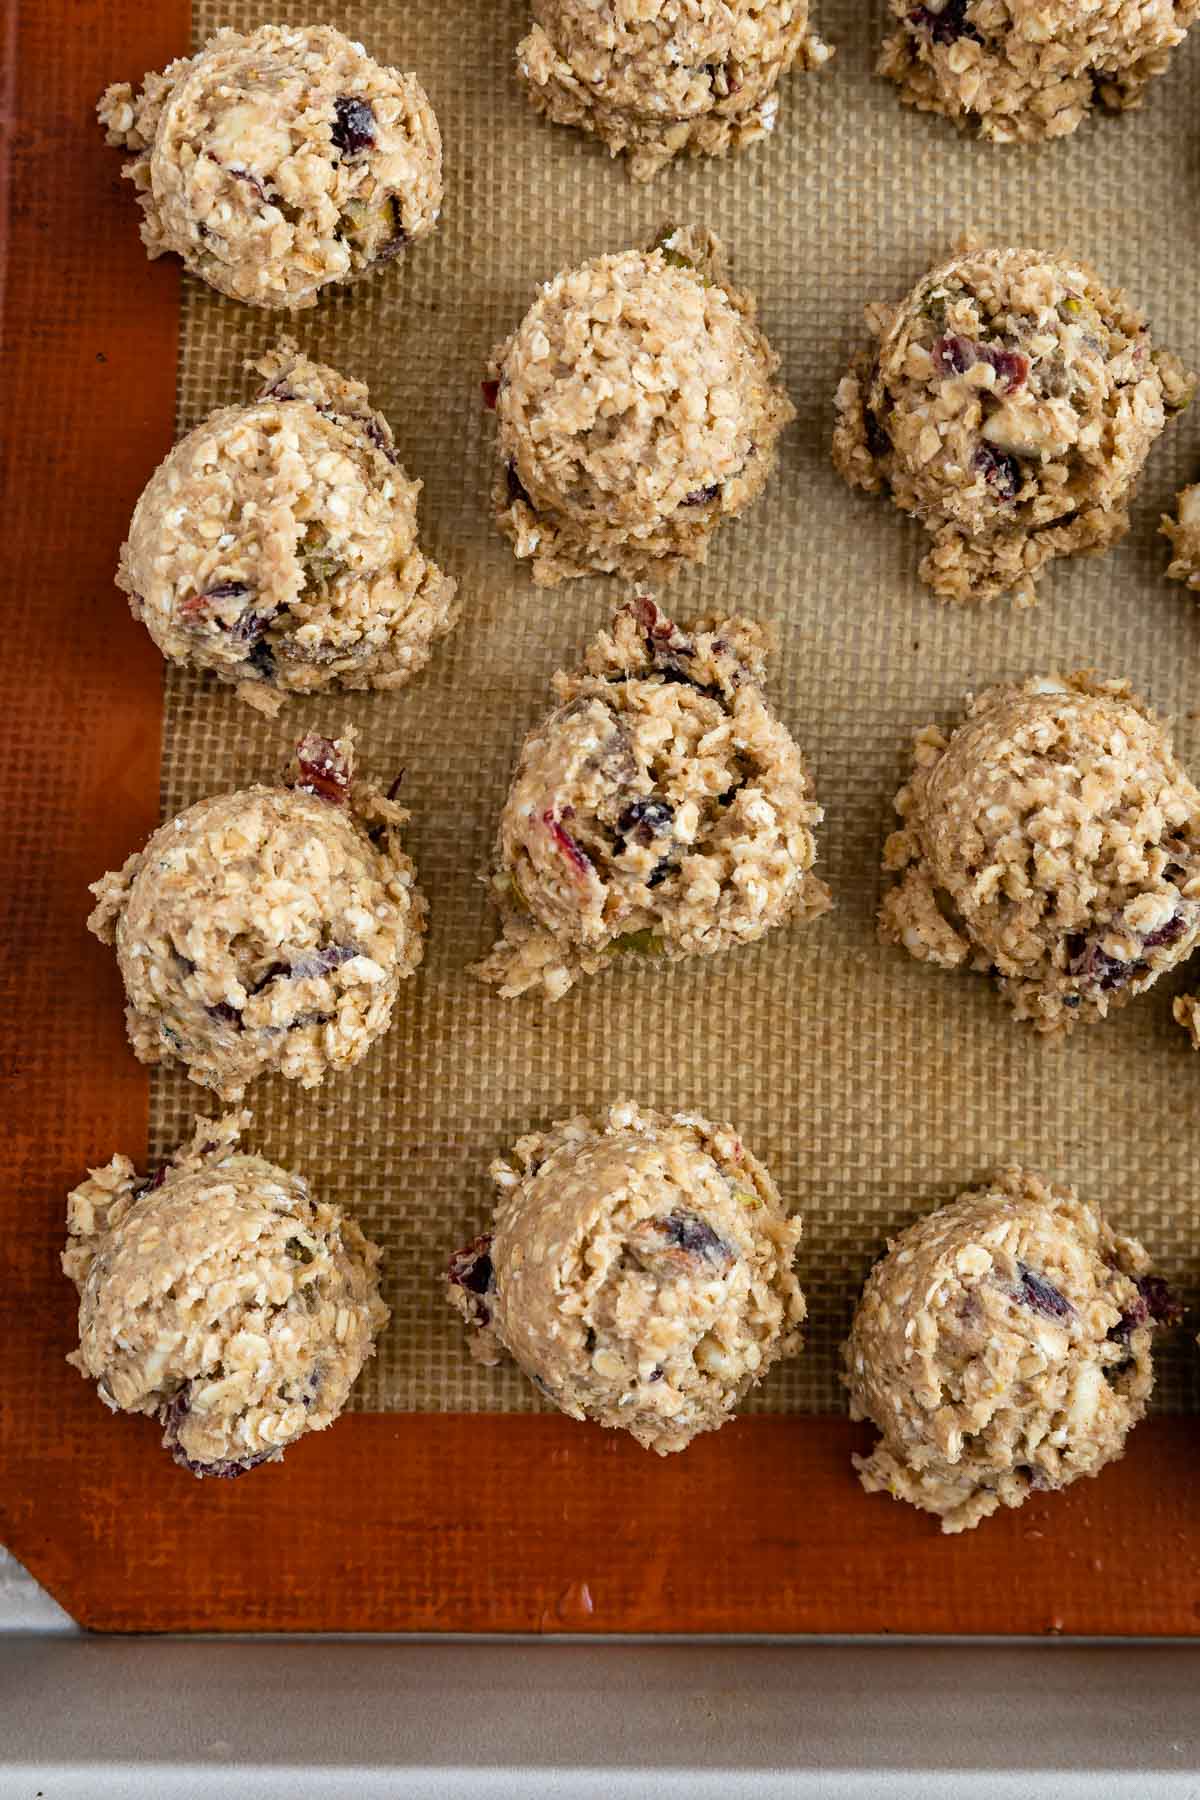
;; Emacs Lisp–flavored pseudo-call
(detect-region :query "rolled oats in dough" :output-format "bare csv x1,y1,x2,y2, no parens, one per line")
1172,991,1200,1045
880,674,1200,1033
64,1111,388,1478
879,0,1198,144
844,1168,1175,1532
833,244,1195,606
1162,482,1200,593
487,225,794,586
98,23,442,309
119,342,458,715
88,731,426,1100
447,1100,805,1453
474,598,830,1001
517,0,831,182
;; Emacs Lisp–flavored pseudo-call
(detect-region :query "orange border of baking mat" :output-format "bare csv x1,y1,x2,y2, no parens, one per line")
3,0,1199,1636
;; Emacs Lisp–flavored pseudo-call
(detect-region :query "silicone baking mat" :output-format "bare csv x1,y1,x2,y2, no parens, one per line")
157,0,1200,1415
5,0,1200,1634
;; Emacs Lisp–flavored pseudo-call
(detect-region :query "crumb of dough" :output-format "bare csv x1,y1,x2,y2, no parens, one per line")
119,342,458,710
97,23,442,309
1173,991,1200,1046
1162,481,1200,593
473,598,830,1001
446,1100,805,1453
879,673,1200,1032
517,0,831,181
833,243,1195,606
64,1111,388,1477
88,730,426,1099
879,0,1198,144
844,1167,1176,1532
486,225,794,586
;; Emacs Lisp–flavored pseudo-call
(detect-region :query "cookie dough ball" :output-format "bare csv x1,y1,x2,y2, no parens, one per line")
845,1168,1175,1532
474,599,830,1000
880,675,1200,1033
1163,482,1200,593
487,227,794,586
447,1102,805,1453
879,0,1197,144
833,245,1195,605
119,344,458,715
97,24,442,309
64,1113,388,1477
88,732,426,1099
517,0,831,181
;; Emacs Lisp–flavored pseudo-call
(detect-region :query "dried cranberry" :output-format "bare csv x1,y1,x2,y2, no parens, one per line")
617,799,675,845
362,415,398,465
989,348,1030,391
294,734,351,806
179,580,249,623
909,0,979,43
934,333,974,376
933,335,1029,393
632,1210,735,1273
1066,933,1137,994
1136,1274,1182,1326
1142,913,1187,952
682,482,720,507
973,442,1021,500
1016,1262,1074,1321
544,810,593,877
330,96,376,158
481,380,499,410
1108,1297,1148,1343
863,407,891,459
448,1235,495,1296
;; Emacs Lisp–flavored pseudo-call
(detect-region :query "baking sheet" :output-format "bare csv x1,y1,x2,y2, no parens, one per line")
146,0,1200,1420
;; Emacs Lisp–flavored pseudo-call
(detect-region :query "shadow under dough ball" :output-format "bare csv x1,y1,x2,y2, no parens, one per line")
517,0,831,180
486,224,794,586
844,1168,1178,1532
833,243,1195,605
447,1101,805,1453
88,732,426,1100
879,674,1200,1033
119,342,458,715
97,22,442,308
473,598,830,1001
879,0,1198,144
64,1112,388,1478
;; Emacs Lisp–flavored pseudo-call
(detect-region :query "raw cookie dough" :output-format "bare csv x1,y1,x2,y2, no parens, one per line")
844,1168,1176,1532
517,0,831,181
119,342,458,715
486,226,794,586
446,1100,805,1452
879,0,1197,144
98,23,442,309
1162,482,1200,593
88,731,426,1100
64,1112,388,1478
474,598,830,1000
880,674,1200,1033
1173,991,1200,1045
833,244,1195,605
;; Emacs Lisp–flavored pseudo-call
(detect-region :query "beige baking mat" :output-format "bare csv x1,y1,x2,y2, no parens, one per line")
147,0,1200,1413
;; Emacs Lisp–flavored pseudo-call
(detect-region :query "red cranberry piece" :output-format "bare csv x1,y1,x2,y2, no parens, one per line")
909,0,979,44
1016,1262,1074,1321
1136,1274,1182,1326
630,1210,736,1275
681,482,721,506
330,96,376,158
973,442,1020,500
481,380,499,410
1142,912,1187,952
448,1234,495,1327
934,335,1028,393
544,809,593,877
294,734,352,806
934,333,975,377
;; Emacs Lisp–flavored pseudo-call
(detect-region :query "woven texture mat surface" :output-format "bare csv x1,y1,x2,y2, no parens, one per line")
148,0,1200,1414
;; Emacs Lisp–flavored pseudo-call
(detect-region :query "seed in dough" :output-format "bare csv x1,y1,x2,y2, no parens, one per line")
844,1167,1177,1532
97,23,442,309
880,674,1200,1033
879,0,1197,144
517,0,831,181
473,598,830,1001
88,731,426,1100
1162,481,1200,595
486,225,794,586
447,1100,805,1454
63,1111,388,1479
833,243,1195,606
119,342,458,716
